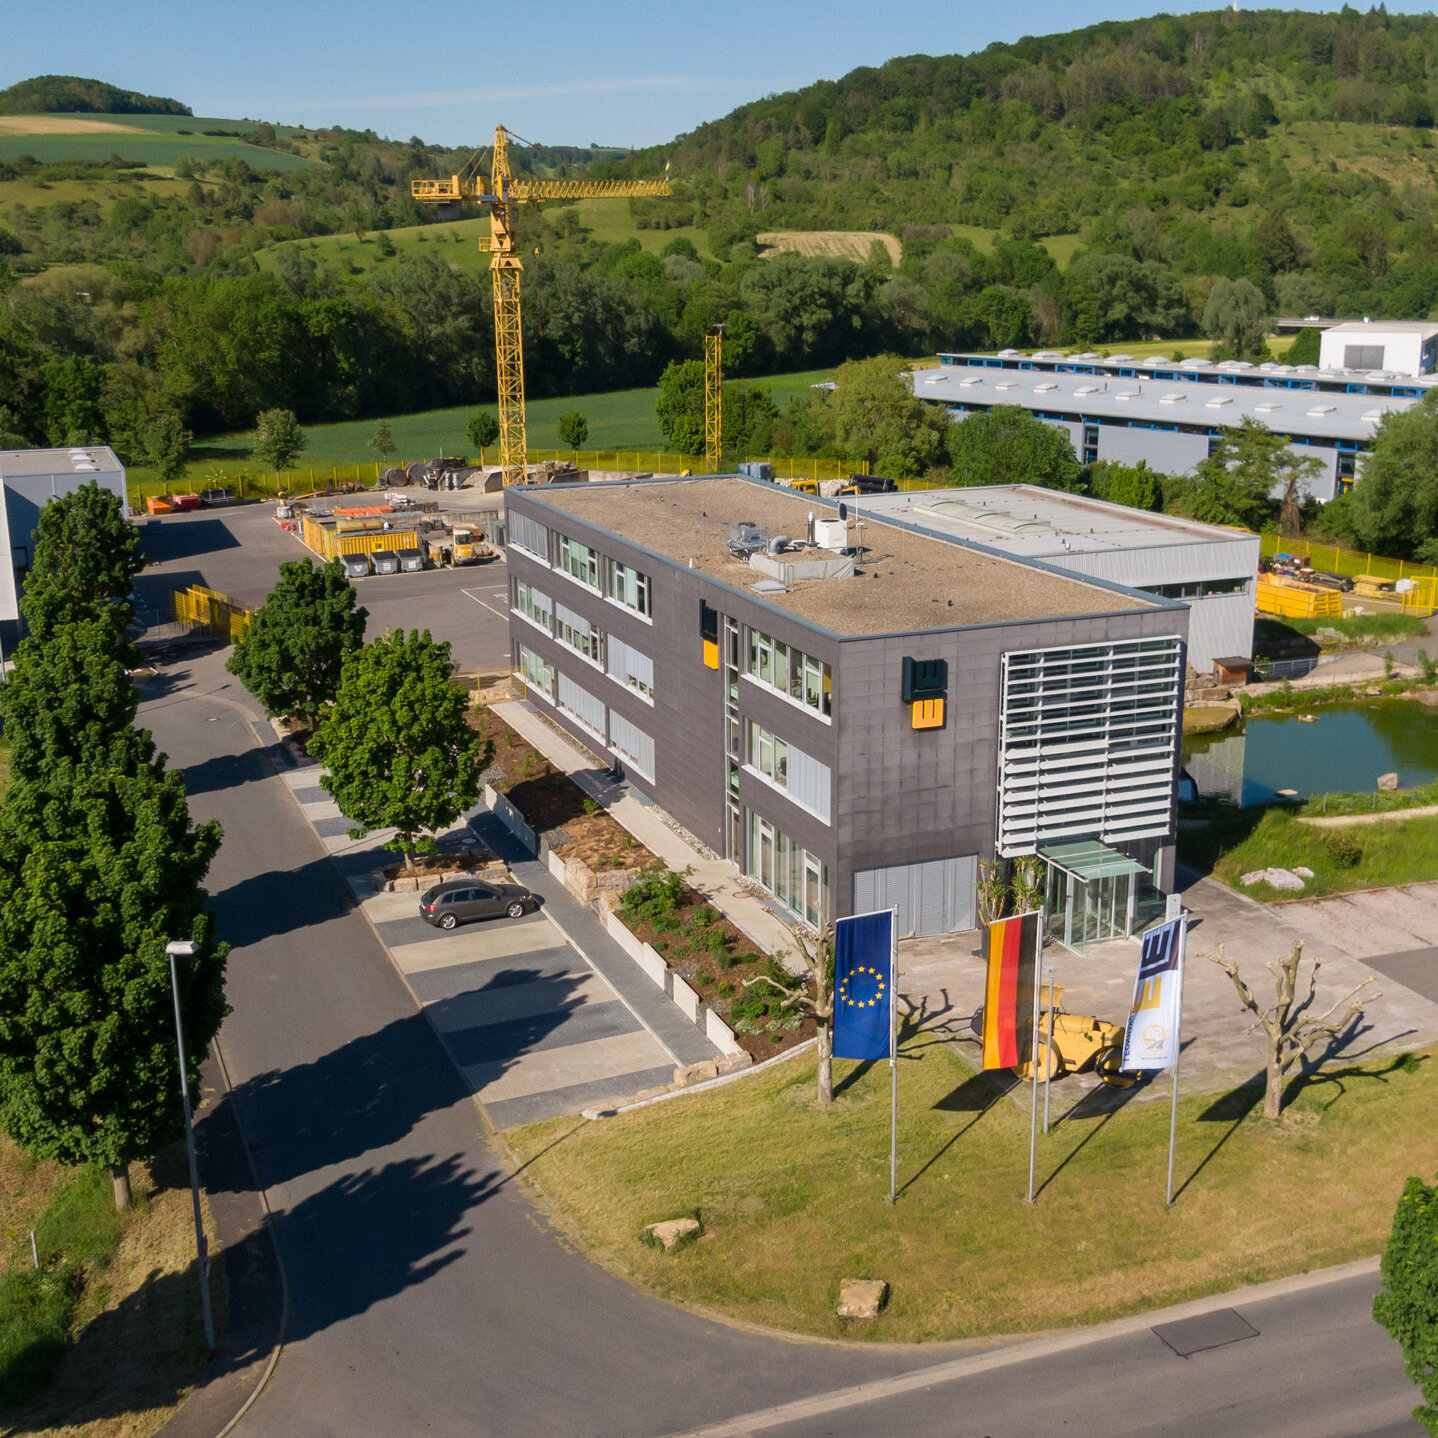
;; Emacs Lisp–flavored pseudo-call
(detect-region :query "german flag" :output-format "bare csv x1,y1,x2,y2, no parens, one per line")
982,912,1040,1070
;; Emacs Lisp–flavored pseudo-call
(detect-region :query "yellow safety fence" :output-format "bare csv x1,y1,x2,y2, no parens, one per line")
172,585,251,644
129,451,871,509
1259,533,1437,616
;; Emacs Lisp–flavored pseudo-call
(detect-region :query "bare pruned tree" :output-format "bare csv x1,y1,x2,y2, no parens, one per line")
1209,941,1379,1119
744,926,833,1103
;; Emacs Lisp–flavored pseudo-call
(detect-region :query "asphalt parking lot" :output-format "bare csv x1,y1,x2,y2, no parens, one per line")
133,499,512,673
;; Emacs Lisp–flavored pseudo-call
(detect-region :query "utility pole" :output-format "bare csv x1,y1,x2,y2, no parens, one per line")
166,940,216,1356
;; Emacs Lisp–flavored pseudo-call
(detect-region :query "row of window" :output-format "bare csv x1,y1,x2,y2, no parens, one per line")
747,811,830,928
746,629,833,717
514,579,654,702
511,513,652,619
515,644,656,780
746,722,832,823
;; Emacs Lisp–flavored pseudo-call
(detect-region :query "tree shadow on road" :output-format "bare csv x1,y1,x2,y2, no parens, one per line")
207,850,360,949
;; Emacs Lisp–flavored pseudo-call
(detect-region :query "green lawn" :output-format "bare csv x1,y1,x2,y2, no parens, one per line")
507,1038,1437,1343
1178,802,1438,899
0,113,316,171
154,367,837,493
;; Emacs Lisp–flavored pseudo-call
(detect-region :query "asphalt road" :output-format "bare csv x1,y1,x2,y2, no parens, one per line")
141,648,1424,1437
134,504,512,673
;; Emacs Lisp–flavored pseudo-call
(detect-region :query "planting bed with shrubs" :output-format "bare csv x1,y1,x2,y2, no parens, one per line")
618,870,815,1063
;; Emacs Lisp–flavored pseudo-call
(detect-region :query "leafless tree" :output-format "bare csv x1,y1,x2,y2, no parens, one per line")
1209,941,1378,1119
744,926,834,1103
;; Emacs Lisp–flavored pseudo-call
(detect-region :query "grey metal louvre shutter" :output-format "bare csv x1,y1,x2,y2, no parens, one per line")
852,856,977,938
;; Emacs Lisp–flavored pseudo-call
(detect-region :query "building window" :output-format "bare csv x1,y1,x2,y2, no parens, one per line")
554,599,604,666
1082,423,1099,465
746,722,831,822
557,672,606,739
746,810,830,927
745,628,832,717
606,633,654,701
513,578,552,633
517,644,554,699
609,711,655,780
603,558,652,617
556,535,600,590
510,512,550,562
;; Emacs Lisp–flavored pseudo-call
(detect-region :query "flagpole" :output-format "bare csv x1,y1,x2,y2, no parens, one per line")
1165,913,1188,1207
889,906,898,1206
1026,915,1044,1205
1043,962,1054,1137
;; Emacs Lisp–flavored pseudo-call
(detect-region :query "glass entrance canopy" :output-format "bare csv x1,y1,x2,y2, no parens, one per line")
1038,840,1152,956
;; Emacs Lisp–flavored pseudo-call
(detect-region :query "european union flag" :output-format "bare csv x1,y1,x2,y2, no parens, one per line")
833,909,895,1061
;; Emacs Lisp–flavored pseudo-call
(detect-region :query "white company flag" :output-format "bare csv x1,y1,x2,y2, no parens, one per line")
1120,916,1185,1071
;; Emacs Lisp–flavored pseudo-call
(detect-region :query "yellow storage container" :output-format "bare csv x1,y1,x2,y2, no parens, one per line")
1256,576,1342,619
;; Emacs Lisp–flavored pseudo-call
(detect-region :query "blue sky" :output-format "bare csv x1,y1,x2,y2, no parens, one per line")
8,2,1438,150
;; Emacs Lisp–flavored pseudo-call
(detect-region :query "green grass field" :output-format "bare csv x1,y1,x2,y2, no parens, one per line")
156,366,837,491
0,113,317,171
507,1037,1437,1342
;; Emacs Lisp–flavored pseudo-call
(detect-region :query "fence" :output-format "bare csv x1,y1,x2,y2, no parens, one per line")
1250,656,1321,682
171,585,251,644
1259,532,1437,615
128,450,871,511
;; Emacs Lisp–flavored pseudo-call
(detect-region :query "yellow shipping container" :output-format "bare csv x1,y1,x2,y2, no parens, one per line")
1256,576,1342,619
337,529,417,557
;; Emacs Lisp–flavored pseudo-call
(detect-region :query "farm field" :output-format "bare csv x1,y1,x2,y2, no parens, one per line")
757,230,902,264
158,366,838,489
0,112,317,170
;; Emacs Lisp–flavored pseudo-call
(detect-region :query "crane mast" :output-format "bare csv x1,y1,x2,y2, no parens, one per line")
413,126,672,485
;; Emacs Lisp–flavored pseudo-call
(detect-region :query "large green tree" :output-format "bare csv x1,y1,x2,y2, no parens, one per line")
830,355,947,479
0,760,226,1209
253,407,306,479
467,410,499,458
655,359,706,455
308,630,489,869
945,405,1082,491
1374,1172,1438,1434
138,410,193,486
227,558,368,726
1202,277,1270,361
0,618,153,783
21,480,144,643
556,410,589,449
1181,418,1320,531
1348,395,1438,562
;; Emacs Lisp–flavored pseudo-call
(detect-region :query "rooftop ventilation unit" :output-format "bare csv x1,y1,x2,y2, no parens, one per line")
1307,404,1338,417
1073,384,1100,397
1256,402,1283,413
1034,382,1059,393
1361,410,1386,422
998,348,1020,357
996,380,1019,390
1115,389,1141,402
814,518,851,551
1205,396,1234,408
1159,392,1186,405
1107,354,1134,364
958,375,984,387
728,521,768,559
1140,356,1170,367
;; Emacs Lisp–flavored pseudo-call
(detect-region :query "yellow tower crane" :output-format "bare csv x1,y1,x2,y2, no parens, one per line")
704,326,723,471
412,127,672,486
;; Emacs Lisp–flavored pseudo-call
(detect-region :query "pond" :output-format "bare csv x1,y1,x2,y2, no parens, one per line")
1184,699,1438,805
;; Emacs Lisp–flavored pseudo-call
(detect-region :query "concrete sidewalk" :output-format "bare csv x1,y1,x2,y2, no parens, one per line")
272,742,719,1128
492,700,804,965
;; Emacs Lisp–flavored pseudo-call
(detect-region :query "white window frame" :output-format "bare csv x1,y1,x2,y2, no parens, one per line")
554,599,604,669
509,512,550,564
743,628,833,721
512,578,553,636
556,671,607,742
515,643,555,700
606,633,655,704
556,535,601,592
603,557,653,622
745,721,831,824
745,808,829,927
608,710,655,781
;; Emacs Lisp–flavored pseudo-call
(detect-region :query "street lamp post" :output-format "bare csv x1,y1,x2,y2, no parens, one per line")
166,939,216,1356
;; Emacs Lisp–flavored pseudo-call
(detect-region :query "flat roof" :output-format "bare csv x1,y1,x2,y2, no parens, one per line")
856,485,1257,563
913,366,1411,441
1323,320,1438,337
521,476,1156,637
0,446,123,478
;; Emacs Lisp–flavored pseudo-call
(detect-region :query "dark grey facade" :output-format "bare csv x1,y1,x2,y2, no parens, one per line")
503,477,1188,940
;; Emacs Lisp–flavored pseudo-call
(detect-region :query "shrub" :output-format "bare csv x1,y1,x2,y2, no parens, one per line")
693,905,719,927
0,1265,78,1408
582,797,600,816
705,928,728,957
1420,649,1438,684
1373,1172,1438,1434
1321,831,1363,869
620,867,687,923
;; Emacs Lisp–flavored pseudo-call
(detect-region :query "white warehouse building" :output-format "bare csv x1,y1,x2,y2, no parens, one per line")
853,485,1259,672
0,446,128,651
920,352,1419,502
1318,321,1438,379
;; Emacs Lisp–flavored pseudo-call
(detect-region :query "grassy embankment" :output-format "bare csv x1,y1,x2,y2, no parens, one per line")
0,112,316,171
0,1138,223,1435
507,1038,1436,1343
130,366,838,497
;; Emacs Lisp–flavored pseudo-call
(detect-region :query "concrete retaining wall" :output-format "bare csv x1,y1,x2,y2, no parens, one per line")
484,784,537,854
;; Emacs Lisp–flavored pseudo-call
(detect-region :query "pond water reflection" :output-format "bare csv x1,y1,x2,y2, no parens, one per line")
1184,700,1438,806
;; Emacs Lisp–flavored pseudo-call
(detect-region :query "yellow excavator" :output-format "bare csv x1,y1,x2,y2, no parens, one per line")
413,128,672,486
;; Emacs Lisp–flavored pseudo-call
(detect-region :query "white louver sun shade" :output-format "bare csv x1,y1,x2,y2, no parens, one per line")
996,636,1183,857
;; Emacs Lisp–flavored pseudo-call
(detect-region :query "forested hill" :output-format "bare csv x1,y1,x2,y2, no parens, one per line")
0,76,191,116
625,8,1438,298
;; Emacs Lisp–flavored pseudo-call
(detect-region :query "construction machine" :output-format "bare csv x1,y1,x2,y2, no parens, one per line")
413,127,672,486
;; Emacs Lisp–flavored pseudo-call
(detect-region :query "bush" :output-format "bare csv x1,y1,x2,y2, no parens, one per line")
1373,1172,1438,1434
1320,831,1363,869
620,868,687,923
0,1265,79,1408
